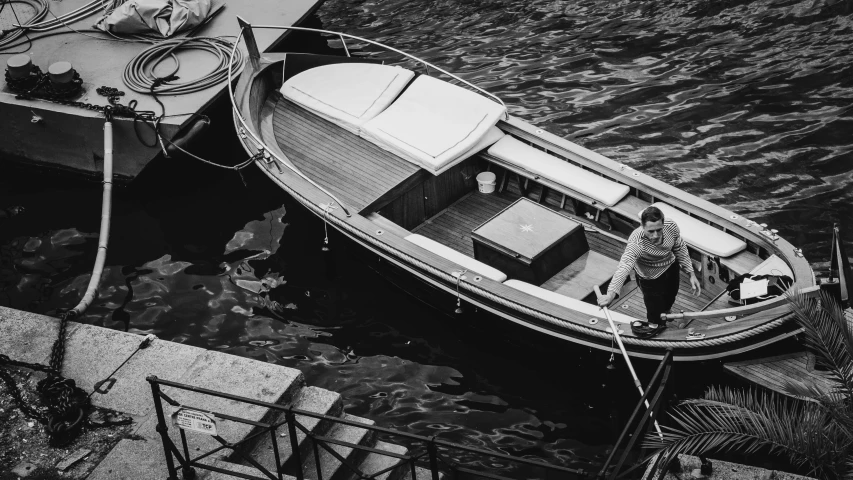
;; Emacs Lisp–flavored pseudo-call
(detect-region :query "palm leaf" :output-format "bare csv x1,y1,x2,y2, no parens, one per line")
787,291,853,399
644,387,845,478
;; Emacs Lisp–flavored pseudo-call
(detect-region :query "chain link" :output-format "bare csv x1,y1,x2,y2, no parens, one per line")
0,311,89,446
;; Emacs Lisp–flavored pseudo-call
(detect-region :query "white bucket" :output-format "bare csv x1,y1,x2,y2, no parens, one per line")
476,171,497,194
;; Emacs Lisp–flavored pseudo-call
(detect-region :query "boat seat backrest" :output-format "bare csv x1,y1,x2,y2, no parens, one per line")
405,234,508,282
643,203,747,258
485,136,630,208
361,75,507,175
504,280,635,324
280,63,416,135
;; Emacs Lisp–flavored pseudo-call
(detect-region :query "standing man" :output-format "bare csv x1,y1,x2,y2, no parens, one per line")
597,206,701,338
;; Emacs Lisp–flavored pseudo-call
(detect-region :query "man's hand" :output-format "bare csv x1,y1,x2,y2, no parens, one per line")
597,291,615,308
690,273,702,296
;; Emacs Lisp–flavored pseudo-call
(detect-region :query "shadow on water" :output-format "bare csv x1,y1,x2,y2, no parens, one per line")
1,0,852,476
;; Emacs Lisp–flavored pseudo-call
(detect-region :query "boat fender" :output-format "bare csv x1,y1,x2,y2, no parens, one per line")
165,116,210,157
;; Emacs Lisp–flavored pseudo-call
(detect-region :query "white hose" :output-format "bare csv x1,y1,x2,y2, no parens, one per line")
68,120,112,317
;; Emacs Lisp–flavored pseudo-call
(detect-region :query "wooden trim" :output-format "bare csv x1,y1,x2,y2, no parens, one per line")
360,170,430,213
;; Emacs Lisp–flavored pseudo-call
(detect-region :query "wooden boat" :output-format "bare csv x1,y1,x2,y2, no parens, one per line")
229,20,818,361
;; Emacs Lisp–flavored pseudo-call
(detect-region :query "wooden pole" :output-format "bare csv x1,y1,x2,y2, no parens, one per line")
595,286,663,438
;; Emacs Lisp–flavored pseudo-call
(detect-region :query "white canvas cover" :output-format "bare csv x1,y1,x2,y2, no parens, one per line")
280,63,416,134
361,75,507,175
646,203,747,257
487,136,630,207
95,0,211,37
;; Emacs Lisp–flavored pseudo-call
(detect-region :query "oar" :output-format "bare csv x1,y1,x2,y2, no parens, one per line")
594,286,663,438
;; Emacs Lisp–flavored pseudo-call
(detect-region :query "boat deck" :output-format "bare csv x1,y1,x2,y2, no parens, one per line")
412,184,722,325
263,94,796,343
272,98,422,212
724,351,834,398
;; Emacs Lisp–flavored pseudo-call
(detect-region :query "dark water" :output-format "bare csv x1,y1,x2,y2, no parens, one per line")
2,0,853,475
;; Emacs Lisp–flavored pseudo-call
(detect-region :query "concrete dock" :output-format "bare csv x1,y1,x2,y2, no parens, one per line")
0,306,431,479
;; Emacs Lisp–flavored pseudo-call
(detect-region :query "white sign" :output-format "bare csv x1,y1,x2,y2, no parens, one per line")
740,278,769,300
172,408,218,436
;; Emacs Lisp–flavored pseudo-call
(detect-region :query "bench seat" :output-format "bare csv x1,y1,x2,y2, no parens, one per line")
405,234,507,282
540,251,620,300
609,194,650,222
648,203,747,258
720,250,763,276
504,280,635,324
485,136,630,208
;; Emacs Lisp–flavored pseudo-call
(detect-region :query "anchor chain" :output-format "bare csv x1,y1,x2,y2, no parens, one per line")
4,64,157,122
0,311,89,447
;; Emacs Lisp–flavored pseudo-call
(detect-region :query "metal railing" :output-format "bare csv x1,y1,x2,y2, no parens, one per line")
235,24,508,115
147,375,591,480
596,349,674,480
226,18,509,220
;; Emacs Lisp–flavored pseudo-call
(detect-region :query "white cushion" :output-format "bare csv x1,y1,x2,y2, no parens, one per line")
405,234,507,282
504,280,635,324
487,136,630,207
280,63,415,134
361,75,506,175
646,203,747,257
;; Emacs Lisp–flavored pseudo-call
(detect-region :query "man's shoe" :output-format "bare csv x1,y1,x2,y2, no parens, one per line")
631,321,666,339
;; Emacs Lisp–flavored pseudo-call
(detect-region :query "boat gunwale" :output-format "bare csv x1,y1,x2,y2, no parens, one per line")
228,30,815,357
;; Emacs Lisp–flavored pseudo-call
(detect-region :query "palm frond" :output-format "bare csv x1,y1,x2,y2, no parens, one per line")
645,387,844,478
782,378,847,405
787,291,853,400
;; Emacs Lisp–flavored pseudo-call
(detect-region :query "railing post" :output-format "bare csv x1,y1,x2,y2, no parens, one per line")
427,438,440,480
270,426,284,480
179,428,197,479
236,15,261,70
286,408,304,480
147,376,180,480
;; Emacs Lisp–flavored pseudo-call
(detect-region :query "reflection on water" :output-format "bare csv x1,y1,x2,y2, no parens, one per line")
2,0,853,475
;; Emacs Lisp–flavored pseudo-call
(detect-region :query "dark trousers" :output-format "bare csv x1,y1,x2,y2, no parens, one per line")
637,263,681,324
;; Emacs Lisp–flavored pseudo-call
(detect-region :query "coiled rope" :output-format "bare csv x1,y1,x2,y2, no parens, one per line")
0,0,48,48
122,37,244,95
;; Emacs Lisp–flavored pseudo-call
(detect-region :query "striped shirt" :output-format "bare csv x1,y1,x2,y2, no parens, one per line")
607,220,694,297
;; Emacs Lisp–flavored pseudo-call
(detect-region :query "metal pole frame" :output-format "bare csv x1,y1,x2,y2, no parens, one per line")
596,349,674,480
148,375,183,480
147,376,591,480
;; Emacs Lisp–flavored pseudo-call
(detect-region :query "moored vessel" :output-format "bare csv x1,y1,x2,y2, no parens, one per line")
229,19,817,361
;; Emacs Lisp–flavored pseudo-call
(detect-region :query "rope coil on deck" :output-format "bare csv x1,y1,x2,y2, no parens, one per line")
122,37,244,95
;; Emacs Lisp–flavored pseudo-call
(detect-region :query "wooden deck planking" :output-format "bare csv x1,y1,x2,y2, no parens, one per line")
724,352,834,398
611,269,721,326
274,100,415,179
272,99,420,211
414,192,515,257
